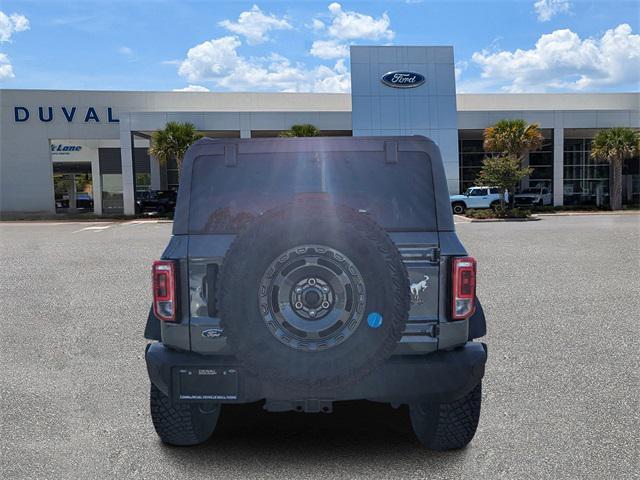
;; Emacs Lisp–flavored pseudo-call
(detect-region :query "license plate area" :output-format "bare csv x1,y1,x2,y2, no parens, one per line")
173,367,238,401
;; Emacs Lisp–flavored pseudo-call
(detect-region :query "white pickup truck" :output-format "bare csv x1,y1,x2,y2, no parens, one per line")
450,187,506,214
514,186,552,206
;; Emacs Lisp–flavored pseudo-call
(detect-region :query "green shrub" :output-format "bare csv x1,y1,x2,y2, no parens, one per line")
465,208,531,219
502,208,532,218
465,209,496,219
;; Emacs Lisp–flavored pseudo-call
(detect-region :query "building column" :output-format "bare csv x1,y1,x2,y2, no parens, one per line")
553,126,564,206
119,116,136,215
150,155,161,190
240,129,251,139
91,149,103,215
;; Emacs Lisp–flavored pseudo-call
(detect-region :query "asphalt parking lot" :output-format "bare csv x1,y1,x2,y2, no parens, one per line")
1,215,638,479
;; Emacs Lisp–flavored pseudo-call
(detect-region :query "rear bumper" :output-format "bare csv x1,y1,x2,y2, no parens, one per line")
146,341,487,405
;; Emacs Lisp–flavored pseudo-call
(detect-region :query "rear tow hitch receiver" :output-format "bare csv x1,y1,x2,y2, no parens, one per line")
264,399,333,413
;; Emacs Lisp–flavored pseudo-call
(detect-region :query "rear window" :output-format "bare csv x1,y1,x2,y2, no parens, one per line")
188,150,436,233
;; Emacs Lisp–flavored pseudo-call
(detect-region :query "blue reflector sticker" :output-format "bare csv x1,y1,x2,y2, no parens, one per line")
367,312,383,329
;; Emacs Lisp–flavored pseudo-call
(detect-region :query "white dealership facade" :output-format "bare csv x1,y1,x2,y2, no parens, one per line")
1,46,638,216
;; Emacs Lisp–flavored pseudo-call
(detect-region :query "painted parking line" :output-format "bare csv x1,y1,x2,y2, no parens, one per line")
123,219,167,226
72,224,112,233
0,221,97,226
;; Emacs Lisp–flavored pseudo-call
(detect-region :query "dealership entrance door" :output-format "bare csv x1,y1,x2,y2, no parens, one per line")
53,162,94,213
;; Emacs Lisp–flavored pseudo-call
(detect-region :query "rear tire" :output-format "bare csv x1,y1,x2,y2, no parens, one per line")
452,202,466,214
490,201,503,213
150,384,220,446
410,383,482,451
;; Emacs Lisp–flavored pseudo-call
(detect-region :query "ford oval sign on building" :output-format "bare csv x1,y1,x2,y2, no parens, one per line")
381,71,426,88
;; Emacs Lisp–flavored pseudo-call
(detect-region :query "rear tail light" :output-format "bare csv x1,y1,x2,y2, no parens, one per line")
152,260,177,322
451,256,476,320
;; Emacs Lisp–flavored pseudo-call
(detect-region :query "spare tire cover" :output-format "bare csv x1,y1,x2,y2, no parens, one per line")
218,200,410,389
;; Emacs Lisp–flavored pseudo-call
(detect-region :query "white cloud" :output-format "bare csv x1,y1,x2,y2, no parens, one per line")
0,52,14,79
0,11,29,42
310,19,325,31
311,58,350,93
173,85,210,92
308,3,394,59
178,36,243,82
177,3,397,92
325,2,394,41
177,35,350,93
310,39,349,60
219,5,291,45
118,46,133,56
533,0,570,22
471,24,640,92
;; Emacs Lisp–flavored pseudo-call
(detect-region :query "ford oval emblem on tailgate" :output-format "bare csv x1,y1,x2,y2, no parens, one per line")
202,328,223,339
381,71,425,88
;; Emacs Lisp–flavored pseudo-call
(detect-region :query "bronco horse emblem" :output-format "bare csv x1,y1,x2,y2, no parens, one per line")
410,275,429,304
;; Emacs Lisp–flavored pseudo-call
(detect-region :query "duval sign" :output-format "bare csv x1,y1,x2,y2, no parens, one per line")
381,71,426,88
14,106,119,123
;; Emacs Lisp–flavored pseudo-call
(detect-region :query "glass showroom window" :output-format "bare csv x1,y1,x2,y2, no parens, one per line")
459,130,553,193
136,173,151,191
563,138,610,206
134,148,151,192
459,133,492,192
166,157,179,191
101,174,124,214
528,131,553,191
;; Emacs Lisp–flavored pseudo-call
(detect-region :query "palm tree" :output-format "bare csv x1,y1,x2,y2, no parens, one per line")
590,127,640,210
279,124,320,137
148,122,203,173
482,119,544,207
483,119,544,160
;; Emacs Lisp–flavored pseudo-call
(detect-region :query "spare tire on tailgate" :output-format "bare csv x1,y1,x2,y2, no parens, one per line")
218,199,410,389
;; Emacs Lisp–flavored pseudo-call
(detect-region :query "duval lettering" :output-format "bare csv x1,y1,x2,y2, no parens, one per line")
14,106,119,123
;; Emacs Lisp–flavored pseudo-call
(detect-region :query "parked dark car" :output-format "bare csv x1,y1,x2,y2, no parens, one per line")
144,136,487,450
136,190,177,214
75,192,94,210
55,192,93,210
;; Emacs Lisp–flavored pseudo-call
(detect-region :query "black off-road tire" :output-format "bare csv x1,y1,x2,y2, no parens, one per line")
410,383,482,451
150,384,220,446
218,199,410,391
452,202,466,214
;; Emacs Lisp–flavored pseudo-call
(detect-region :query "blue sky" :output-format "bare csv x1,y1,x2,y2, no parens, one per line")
1,0,638,93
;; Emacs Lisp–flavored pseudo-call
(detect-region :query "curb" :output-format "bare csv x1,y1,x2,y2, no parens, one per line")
0,216,174,223
464,217,541,223
535,211,639,217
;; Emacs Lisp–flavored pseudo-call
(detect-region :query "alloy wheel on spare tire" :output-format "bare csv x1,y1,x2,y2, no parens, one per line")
218,199,410,390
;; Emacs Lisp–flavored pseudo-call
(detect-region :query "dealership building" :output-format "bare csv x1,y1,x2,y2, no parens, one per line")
1,45,638,216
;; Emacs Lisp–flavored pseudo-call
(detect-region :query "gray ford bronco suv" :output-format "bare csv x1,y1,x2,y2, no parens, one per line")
144,136,487,450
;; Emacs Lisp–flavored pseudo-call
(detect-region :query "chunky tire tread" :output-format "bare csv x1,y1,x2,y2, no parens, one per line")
410,383,482,451
149,384,219,446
